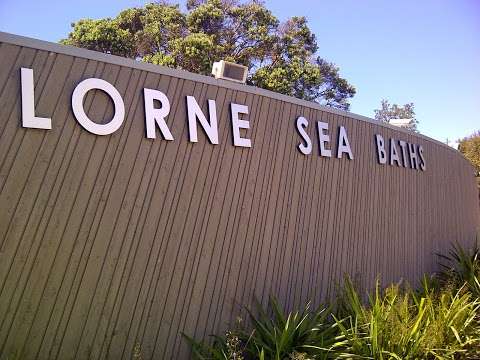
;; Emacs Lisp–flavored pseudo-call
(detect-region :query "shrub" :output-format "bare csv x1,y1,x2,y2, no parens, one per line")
185,243,480,359
185,297,344,360
438,241,480,297
334,278,480,359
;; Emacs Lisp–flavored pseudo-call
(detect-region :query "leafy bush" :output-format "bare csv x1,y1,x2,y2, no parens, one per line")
185,243,480,359
185,297,344,359
334,278,480,359
438,241,480,297
185,331,246,360
241,298,343,359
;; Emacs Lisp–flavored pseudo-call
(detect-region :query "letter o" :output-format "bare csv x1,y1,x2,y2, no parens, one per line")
72,78,125,135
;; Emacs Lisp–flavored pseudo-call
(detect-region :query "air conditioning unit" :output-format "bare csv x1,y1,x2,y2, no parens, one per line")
388,118,414,128
211,60,248,84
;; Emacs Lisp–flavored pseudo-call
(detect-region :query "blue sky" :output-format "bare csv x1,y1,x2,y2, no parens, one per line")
1,0,478,143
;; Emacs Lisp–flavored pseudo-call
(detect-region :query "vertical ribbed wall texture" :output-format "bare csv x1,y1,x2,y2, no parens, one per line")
0,33,479,359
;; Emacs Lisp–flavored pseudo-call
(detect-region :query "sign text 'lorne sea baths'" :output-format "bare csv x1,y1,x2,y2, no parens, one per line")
20,67,426,171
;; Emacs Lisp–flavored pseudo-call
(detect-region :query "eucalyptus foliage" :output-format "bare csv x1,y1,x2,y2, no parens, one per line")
458,132,480,177
374,99,418,132
61,0,356,110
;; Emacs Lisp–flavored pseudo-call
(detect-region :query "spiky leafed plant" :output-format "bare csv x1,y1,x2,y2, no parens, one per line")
437,241,480,297
184,297,344,360
333,277,480,360
241,297,344,359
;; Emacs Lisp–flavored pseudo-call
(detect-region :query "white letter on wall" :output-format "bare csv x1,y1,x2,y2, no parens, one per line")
230,103,251,148
144,88,173,140
316,121,332,157
408,143,419,170
72,78,125,135
186,96,219,144
398,140,408,167
337,126,353,159
389,138,401,166
296,116,312,155
375,134,387,164
20,68,51,129
418,145,426,171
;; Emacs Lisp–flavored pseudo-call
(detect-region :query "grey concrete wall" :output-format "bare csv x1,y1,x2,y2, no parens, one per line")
0,32,478,359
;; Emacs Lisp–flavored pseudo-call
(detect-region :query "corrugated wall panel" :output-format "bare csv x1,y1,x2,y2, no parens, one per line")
0,33,479,359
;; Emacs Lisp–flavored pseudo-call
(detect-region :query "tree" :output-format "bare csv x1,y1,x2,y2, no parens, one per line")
61,0,356,110
374,99,418,132
458,131,480,177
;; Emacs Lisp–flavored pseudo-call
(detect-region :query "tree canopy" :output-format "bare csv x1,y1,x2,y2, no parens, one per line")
458,131,480,177
61,0,356,110
374,99,418,132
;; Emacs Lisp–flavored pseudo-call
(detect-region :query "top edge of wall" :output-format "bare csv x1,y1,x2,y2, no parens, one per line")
0,31,473,167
